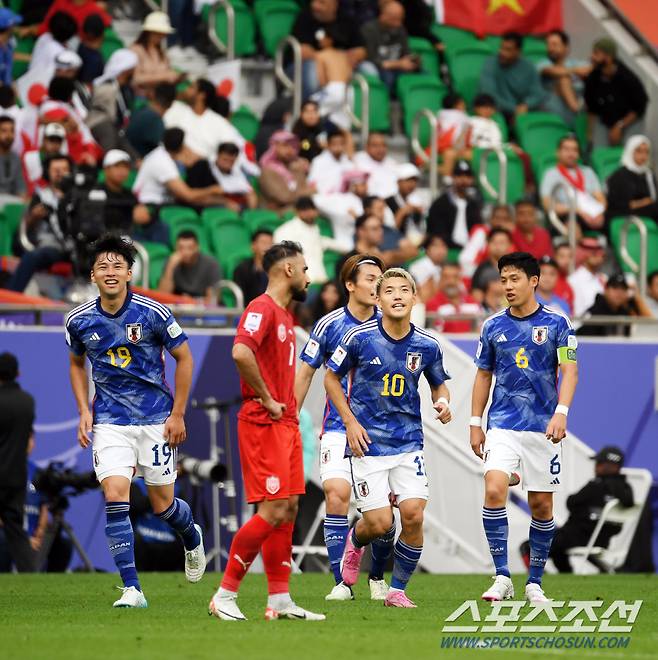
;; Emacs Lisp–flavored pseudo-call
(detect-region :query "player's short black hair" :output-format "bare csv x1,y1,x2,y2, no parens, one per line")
548,29,570,46
90,234,136,268
82,13,106,39
218,142,239,156
326,126,345,142
498,252,540,281
176,230,198,243
0,84,15,108
355,213,382,231
488,227,512,243
42,153,73,180
153,82,177,110
473,93,496,109
422,233,448,250
49,11,78,43
262,241,303,273
251,228,273,242
502,32,523,50
442,93,464,109
362,196,380,213
0,352,18,382
295,195,316,211
163,127,185,153
48,76,75,103
514,198,536,211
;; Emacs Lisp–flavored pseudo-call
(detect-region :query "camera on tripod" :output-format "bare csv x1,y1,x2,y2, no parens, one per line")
178,454,227,485
33,462,99,510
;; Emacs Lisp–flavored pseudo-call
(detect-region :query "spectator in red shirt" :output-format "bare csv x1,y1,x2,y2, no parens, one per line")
40,0,111,37
553,240,575,312
426,262,482,333
511,199,553,259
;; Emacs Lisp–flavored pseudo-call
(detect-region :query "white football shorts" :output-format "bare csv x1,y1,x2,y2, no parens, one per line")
483,428,563,492
92,423,177,486
319,431,352,484
349,450,429,512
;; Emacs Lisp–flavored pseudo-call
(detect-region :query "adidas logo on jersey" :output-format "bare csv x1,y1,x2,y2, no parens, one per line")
369,357,382,365
550,477,560,485
89,332,101,341
496,333,508,343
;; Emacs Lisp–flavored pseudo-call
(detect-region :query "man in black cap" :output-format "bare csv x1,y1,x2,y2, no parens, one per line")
577,274,651,336
0,352,36,572
426,159,482,249
548,446,633,572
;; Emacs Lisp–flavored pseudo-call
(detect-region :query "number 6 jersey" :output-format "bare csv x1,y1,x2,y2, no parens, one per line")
327,319,450,456
65,291,188,426
474,305,577,433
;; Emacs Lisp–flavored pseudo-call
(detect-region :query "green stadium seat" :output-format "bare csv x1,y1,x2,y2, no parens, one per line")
160,206,200,228
430,24,479,51
522,37,548,65
398,75,447,144
483,35,502,52
323,250,342,279
169,222,211,254
408,37,439,77
352,74,391,133
200,207,241,228
203,0,257,58
472,147,525,204
515,112,570,164
230,105,260,141
318,216,334,238
492,112,509,142
609,216,658,275
534,153,558,185
208,220,252,275
0,203,26,255
254,0,300,57
101,28,124,62
446,43,495,106
138,241,172,290
242,208,282,234
592,146,624,182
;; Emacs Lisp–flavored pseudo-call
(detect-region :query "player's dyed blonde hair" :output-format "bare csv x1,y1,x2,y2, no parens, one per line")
375,267,416,296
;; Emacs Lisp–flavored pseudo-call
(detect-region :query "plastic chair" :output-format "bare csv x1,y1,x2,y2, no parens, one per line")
254,0,300,57
430,24,480,51
609,216,658,274
408,36,439,78
472,147,525,204
352,74,391,133
0,203,26,255
399,75,447,143
446,43,495,106
516,112,570,163
209,220,252,271
522,37,548,65
230,105,260,142
203,0,257,58
169,222,211,255
592,146,624,182
242,208,282,234
139,241,172,290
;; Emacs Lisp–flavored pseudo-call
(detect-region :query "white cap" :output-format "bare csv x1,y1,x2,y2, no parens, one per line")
103,149,132,168
396,163,421,180
43,123,66,139
141,11,175,34
55,49,83,71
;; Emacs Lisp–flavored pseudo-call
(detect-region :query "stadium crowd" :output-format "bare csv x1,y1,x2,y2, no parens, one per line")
0,0,656,336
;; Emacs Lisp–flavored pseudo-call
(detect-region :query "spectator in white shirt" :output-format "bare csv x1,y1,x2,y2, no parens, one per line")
567,237,607,318
308,127,354,194
29,12,77,73
353,132,400,198
132,128,223,207
410,234,448,303
273,196,346,285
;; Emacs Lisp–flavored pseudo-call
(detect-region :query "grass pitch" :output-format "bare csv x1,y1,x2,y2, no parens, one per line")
1,573,656,660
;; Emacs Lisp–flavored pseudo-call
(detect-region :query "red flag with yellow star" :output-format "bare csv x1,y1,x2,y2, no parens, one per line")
434,0,562,38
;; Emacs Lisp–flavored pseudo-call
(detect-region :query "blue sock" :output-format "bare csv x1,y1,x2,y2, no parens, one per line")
483,506,510,577
390,538,422,590
369,523,396,580
528,518,556,585
351,526,368,549
324,514,349,584
157,498,201,551
105,502,140,591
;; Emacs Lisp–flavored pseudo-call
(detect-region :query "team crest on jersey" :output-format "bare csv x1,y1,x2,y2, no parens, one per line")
321,449,331,464
357,481,369,498
278,323,287,342
532,326,548,345
266,475,280,494
126,323,142,344
405,352,422,373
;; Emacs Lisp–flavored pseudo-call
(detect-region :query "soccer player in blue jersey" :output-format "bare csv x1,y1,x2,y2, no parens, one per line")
295,253,388,602
470,252,578,603
325,268,452,608
66,234,206,608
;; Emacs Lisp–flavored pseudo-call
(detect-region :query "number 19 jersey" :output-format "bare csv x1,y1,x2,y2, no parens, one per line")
474,305,577,433
327,319,450,456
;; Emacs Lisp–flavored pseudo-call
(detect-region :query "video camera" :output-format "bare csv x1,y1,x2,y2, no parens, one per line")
177,454,227,485
33,462,99,510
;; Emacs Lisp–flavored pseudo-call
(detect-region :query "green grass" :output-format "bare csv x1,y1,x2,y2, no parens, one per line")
1,573,656,660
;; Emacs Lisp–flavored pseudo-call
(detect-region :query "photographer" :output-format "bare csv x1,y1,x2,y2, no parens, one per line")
7,154,74,293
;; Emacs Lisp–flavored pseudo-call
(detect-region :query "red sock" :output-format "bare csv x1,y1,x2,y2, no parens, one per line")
262,521,294,595
220,514,275,592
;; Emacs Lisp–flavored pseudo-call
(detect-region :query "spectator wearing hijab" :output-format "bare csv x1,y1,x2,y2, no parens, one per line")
606,135,658,225
86,48,138,158
258,131,316,212
292,100,323,163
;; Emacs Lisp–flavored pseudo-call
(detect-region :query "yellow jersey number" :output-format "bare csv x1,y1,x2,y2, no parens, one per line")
515,347,529,369
107,346,132,369
381,373,405,397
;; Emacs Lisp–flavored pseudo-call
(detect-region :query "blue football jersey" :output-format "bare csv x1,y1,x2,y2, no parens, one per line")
474,305,577,433
300,305,380,434
327,319,450,456
65,291,188,425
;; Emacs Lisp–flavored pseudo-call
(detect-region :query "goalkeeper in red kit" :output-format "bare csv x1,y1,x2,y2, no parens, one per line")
208,241,325,621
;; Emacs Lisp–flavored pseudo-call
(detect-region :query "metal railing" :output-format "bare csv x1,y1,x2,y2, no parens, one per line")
207,0,235,60
547,180,578,274
344,73,369,147
478,147,508,204
410,109,439,199
274,36,302,120
132,241,150,289
620,216,648,298
216,279,244,310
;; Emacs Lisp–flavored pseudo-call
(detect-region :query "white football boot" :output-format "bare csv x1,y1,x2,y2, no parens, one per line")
113,586,148,608
208,593,247,621
265,602,326,621
185,524,206,583
368,578,389,601
325,582,354,601
525,582,550,603
481,575,514,601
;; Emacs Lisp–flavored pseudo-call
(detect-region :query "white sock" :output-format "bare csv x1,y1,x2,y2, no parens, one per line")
268,592,293,610
217,587,237,599
388,586,404,593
